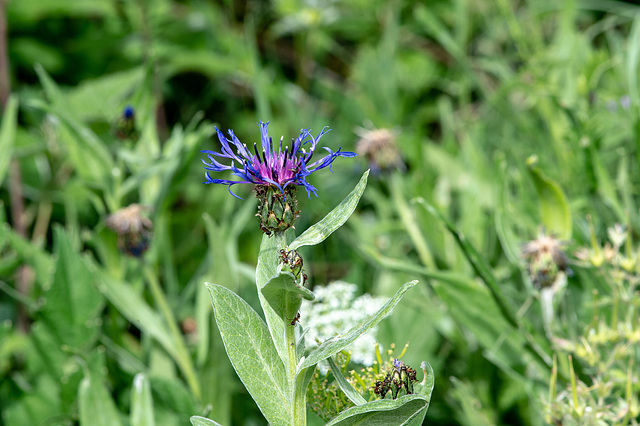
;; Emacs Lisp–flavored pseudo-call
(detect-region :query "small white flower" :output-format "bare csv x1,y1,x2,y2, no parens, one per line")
301,280,385,371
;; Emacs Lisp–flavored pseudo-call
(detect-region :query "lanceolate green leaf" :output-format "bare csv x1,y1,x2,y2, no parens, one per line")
289,170,369,250
190,416,224,426
78,373,124,426
41,226,104,349
298,281,417,371
206,283,291,425
0,95,18,186
526,156,572,240
328,356,367,406
95,268,177,360
131,374,155,426
325,394,430,426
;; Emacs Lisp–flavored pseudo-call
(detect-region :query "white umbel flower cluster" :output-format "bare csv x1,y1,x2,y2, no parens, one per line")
300,281,385,368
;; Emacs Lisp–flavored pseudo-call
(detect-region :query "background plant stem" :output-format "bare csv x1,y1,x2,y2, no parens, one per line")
144,264,201,400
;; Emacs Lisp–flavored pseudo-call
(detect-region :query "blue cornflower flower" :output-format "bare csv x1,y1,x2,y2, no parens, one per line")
201,121,356,199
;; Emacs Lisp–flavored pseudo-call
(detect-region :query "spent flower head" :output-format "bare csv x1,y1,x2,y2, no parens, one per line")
105,204,152,257
202,120,356,199
522,229,570,288
307,343,416,421
355,127,405,175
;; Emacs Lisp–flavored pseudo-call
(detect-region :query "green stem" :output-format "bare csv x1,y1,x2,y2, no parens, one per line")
390,174,436,269
144,265,201,400
286,323,297,380
287,325,306,425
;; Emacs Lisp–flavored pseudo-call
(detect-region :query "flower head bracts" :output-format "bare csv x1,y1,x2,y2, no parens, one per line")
202,121,356,198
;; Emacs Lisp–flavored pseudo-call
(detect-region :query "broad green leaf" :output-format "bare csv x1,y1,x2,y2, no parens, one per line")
299,281,417,371
325,394,429,426
40,226,104,349
255,230,295,366
131,374,155,426
34,65,113,182
198,214,237,424
525,156,572,239
263,269,315,301
190,416,224,426
97,270,201,397
206,283,291,425
28,321,68,378
2,375,61,425
289,170,369,250
1,214,54,290
261,268,314,330
0,95,18,186
328,356,367,406
66,67,145,122
78,373,123,426
94,267,177,361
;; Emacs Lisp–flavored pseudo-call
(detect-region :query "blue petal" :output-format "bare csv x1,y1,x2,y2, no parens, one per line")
228,129,253,160
215,126,243,162
202,154,232,172
258,121,271,156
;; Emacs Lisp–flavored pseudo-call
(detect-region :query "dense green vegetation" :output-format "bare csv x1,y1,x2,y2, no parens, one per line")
1,0,640,424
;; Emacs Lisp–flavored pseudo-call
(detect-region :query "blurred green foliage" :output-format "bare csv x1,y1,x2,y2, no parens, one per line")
1,0,640,424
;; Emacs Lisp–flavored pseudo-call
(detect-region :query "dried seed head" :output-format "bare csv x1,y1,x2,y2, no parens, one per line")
355,128,405,174
106,204,153,257
522,230,570,288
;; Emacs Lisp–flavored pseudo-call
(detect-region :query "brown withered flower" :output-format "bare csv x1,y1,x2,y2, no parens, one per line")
106,204,153,257
355,128,405,175
522,229,570,288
